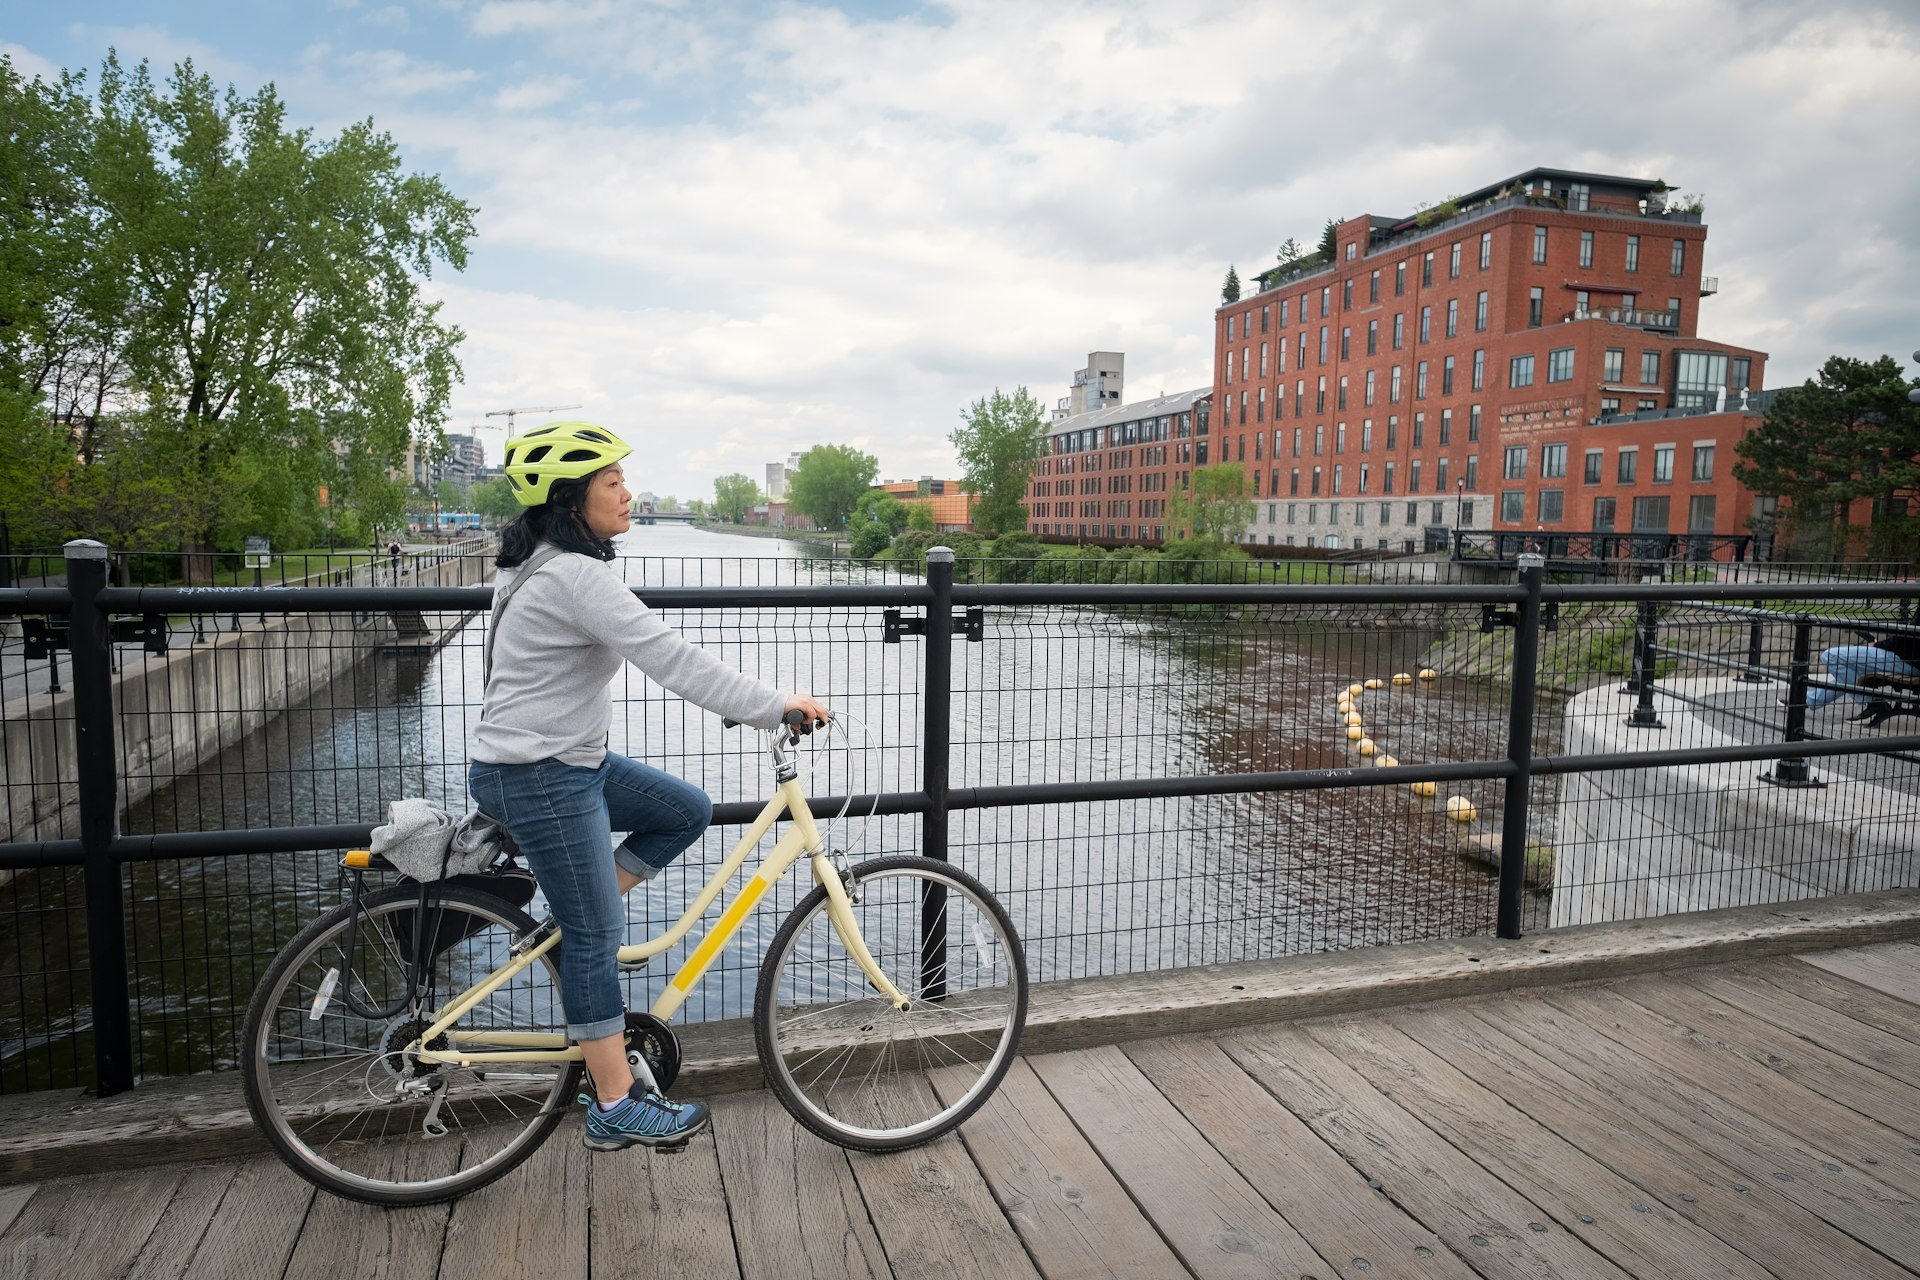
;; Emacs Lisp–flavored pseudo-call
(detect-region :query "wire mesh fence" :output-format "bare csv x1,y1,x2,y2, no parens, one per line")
3,540,1919,1095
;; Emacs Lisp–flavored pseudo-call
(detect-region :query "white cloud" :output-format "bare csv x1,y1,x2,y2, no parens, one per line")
337,47,478,96
494,75,577,112
0,41,63,82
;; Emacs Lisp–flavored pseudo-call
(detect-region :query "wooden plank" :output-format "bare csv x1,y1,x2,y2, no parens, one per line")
843,1075,1039,1280
1308,1016,1775,1280
1026,1046,1332,1279
126,1163,242,1280
1392,1001,1917,1280
0,1167,186,1280
1619,975,1920,1133
1547,987,1920,1200
180,1157,316,1280
1217,1023,1632,1280
589,1124,741,1280
0,1186,34,1240
439,1130,589,1280
283,1143,459,1280
1744,956,1920,1047
1800,944,1920,1007
1476,993,1920,1269
1122,1035,1477,1279
926,1058,1188,1280
709,1089,888,1280
1686,966,1920,1087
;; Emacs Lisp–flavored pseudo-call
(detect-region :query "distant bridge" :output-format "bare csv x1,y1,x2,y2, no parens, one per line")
634,509,696,524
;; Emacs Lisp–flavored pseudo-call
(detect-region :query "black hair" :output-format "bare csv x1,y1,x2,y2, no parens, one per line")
496,472,618,567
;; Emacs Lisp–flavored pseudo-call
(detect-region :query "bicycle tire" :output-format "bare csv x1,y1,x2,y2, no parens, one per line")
241,882,582,1206
753,855,1027,1152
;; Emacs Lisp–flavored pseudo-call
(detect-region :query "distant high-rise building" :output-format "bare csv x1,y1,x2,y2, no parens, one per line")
1053,352,1125,422
765,462,788,498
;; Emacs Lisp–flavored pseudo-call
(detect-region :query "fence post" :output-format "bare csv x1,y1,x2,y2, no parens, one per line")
1763,616,1821,788
921,547,954,1000
66,539,136,1096
1626,600,1665,728
1737,602,1768,681
1497,553,1545,940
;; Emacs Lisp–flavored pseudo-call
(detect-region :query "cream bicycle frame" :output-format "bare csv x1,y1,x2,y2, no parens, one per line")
413,761,909,1070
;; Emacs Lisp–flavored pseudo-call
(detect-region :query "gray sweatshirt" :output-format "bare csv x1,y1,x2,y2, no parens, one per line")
472,551,789,766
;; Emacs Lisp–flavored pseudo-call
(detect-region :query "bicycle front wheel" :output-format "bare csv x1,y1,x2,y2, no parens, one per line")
753,855,1027,1151
241,882,581,1206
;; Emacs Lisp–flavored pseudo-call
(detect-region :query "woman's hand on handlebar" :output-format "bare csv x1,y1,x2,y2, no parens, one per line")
784,694,830,732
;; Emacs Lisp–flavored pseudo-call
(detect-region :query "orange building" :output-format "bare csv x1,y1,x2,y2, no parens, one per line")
878,479,977,531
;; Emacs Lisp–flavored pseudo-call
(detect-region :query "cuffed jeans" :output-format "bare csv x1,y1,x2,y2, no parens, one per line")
468,755,712,1041
1811,646,1920,708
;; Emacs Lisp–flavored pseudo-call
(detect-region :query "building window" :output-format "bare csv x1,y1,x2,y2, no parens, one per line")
1395,261,1406,296
1439,408,1452,445
1593,496,1616,530
1618,448,1638,484
1290,469,1299,496
1292,428,1302,456
1384,462,1395,494
1583,448,1604,484
1541,443,1567,478
1316,326,1327,364
1340,327,1351,360
1345,242,1356,261
1261,305,1270,334
1365,370,1377,407
1671,239,1686,275
1638,398,1659,413
1311,466,1322,495
1626,235,1640,273
1469,404,1481,442
1314,423,1324,454
1280,298,1290,327
1547,347,1575,383
1653,445,1674,483
1465,455,1478,489
1409,460,1422,496
1226,315,1235,341
1474,290,1488,332
1333,465,1343,494
1359,464,1370,494
1603,348,1625,382
1533,226,1548,264
1600,396,1621,418
1367,320,1378,355
1436,463,1449,495
1338,376,1349,411
1392,314,1405,350
1692,444,1714,482
1640,351,1661,385
1502,490,1525,522
1316,377,1327,413
1390,366,1403,403
1422,252,1434,287
1472,348,1485,391
1569,182,1590,211
1369,270,1380,303
1442,356,1455,396
1449,242,1461,278
1386,416,1398,449
1419,306,1432,343
1416,362,1429,400
1257,387,1266,422
1579,231,1594,269
1689,494,1718,531
1528,287,1544,328
1674,351,1730,411
1667,297,1682,317
1412,413,1425,448
1479,231,1492,270
1321,286,1331,317
1538,489,1564,523
1731,356,1752,390
1509,354,1535,388
1446,299,1458,338
1631,495,1671,531
1361,419,1373,451
1343,279,1353,310
1504,445,1528,479
1260,342,1269,377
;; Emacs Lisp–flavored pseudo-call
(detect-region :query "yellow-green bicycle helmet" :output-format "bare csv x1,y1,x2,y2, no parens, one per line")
502,421,632,506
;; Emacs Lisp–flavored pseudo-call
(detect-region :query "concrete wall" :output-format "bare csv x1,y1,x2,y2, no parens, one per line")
0,543,494,851
1552,676,1920,926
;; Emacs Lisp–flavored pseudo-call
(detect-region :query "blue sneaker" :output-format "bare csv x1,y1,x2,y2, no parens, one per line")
581,1082,711,1151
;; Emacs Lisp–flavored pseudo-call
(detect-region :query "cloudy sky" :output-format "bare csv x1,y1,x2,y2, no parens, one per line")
7,1,1919,503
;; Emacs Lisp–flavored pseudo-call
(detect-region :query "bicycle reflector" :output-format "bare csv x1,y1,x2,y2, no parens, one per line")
342,850,373,868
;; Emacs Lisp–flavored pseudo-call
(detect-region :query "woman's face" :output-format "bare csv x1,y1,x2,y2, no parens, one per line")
581,464,633,539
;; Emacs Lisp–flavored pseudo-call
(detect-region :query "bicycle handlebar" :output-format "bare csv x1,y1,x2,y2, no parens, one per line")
722,708,823,735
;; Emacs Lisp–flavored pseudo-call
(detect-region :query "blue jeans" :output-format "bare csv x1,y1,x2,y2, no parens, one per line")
1811,645,1920,708
467,755,712,1041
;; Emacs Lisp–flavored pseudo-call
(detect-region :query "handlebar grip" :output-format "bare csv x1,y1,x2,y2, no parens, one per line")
722,718,740,729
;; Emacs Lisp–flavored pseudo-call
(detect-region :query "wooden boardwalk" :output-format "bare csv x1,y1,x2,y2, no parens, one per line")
6,943,1920,1279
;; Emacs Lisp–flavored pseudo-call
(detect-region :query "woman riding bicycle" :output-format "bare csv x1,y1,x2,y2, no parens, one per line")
468,421,828,1152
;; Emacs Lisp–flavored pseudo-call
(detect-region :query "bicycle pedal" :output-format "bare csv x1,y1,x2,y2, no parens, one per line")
652,1139,690,1155
616,956,651,972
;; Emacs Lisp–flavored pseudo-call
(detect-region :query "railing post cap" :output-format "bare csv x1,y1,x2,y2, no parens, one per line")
64,539,108,561
927,547,954,565
1516,553,1546,571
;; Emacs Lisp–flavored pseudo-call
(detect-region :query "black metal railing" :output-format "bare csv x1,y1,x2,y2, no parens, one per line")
5,540,1920,1097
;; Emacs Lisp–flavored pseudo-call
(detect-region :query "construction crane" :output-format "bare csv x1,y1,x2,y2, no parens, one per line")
484,404,583,434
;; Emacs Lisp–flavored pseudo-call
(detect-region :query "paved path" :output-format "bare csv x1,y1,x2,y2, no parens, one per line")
4,942,1920,1278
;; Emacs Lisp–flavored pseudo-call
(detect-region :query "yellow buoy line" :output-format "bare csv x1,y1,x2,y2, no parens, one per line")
1331,667,1473,821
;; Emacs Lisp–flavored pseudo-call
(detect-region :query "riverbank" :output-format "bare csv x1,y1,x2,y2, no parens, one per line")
692,522,848,552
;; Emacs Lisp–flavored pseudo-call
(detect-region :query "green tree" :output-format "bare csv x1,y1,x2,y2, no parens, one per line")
1274,238,1303,268
11,54,475,577
711,473,761,524
906,503,935,533
786,444,879,530
470,476,519,525
1220,265,1241,304
951,386,1048,538
1167,463,1255,542
1733,355,1920,560
1318,217,1340,260
853,488,909,535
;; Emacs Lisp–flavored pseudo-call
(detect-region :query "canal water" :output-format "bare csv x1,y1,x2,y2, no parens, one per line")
3,525,1541,1089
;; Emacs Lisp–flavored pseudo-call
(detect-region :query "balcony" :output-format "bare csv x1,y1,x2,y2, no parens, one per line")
1700,276,1719,297
1569,304,1680,330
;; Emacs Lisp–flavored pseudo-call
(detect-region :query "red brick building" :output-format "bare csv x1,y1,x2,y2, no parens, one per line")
1022,386,1213,544
1213,168,1768,551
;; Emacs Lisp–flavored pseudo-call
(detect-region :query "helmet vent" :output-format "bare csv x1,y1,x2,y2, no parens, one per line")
524,444,553,464
560,448,601,462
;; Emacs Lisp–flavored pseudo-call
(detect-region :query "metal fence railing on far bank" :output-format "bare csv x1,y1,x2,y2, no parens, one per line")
2,540,1918,1097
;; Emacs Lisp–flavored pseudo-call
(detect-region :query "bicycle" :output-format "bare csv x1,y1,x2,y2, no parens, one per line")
240,711,1029,1205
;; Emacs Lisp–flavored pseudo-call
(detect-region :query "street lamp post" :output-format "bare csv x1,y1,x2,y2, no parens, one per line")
1454,478,1466,558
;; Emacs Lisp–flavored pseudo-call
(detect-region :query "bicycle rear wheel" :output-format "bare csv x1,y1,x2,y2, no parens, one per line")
753,855,1027,1151
241,882,581,1206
